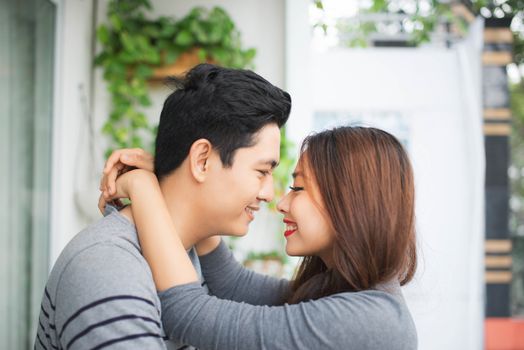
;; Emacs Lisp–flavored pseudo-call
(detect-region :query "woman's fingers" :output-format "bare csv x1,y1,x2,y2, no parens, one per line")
98,193,125,216
104,148,154,174
99,172,107,192
107,163,125,195
98,193,106,215
121,150,154,172
104,150,123,174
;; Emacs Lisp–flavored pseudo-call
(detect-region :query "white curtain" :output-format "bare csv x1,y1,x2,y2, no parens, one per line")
0,0,55,348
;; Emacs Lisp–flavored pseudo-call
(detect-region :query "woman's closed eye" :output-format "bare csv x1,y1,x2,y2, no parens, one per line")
289,186,304,192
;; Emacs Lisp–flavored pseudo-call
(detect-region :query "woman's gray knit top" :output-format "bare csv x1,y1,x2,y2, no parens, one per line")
159,240,417,350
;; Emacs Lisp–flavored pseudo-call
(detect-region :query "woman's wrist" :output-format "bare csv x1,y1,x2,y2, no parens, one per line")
128,169,159,200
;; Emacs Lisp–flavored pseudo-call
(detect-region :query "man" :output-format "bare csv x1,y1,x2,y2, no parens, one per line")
35,64,291,349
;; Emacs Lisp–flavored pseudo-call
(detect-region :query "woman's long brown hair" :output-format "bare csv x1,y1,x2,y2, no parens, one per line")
287,126,417,304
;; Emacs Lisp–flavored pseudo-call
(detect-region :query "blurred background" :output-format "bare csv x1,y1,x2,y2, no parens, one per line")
1,0,524,348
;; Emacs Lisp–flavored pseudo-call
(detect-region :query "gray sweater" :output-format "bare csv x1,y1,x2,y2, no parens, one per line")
159,240,418,350
35,210,206,350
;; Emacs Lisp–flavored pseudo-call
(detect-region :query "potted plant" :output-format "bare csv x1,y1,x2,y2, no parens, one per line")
94,0,256,157
243,250,289,278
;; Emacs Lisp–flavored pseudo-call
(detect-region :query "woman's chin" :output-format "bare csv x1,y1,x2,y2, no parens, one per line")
285,245,300,257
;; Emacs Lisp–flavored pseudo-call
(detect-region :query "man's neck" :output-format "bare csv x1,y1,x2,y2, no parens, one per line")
159,178,205,250
116,171,210,250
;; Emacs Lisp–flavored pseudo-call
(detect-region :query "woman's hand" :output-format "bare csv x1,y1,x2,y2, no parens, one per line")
100,148,154,198
98,169,158,214
98,148,154,214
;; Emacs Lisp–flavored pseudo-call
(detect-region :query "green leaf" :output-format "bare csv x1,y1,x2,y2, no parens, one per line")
102,122,114,134
190,19,208,43
188,7,205,18
109,14,123,31
96,25,110,45
134,112,149,127
160,21,177,37
115,127,129,143
135,64,153,79
165,47,181,64
94,52,108,66
131,135,144,148
175,30,193,46
245,48,256,62
370,0,387,12
144,49,161,64
197,48,207,61
120,32,135,52
105,148,114,159
138,94,152,107
208,27,222,44
143,24,160,38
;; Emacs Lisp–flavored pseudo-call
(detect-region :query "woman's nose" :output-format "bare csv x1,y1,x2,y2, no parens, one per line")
276,192,290,214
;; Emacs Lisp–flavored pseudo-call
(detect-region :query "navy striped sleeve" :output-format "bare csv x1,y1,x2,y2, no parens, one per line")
54,243,167,349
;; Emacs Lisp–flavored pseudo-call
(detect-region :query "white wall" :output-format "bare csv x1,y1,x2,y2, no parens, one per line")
286,2,485,347
308,52,485,350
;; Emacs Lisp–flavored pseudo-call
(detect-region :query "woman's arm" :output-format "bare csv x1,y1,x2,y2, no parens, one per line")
158,283,416,350
111,169,199,290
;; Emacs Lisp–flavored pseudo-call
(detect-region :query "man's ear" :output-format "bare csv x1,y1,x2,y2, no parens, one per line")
189,139,213,183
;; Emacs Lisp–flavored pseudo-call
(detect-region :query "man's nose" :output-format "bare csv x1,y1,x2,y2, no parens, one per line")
257,175,275,203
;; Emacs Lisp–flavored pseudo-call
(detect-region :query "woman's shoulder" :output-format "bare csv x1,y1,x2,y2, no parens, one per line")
311,282,417,349
326,279,412,321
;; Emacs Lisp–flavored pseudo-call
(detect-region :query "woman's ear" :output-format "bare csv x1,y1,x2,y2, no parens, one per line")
189,139,212,183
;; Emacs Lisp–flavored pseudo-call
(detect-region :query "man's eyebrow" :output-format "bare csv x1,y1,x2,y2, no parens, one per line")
258,159,279,169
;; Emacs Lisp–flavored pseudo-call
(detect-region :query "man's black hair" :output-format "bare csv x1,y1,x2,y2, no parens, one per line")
154,63,291,180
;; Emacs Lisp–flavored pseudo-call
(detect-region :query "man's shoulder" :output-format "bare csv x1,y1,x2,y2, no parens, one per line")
45,241,167,349
46,214,148,294
48,230,159,322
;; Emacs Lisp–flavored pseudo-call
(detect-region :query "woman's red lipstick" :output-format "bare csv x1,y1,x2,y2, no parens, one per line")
283,219,297,237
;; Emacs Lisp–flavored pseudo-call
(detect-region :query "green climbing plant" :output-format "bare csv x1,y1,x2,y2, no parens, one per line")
94,0,256,158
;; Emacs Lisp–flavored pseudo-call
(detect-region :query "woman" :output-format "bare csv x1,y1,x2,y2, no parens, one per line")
100,126,418,349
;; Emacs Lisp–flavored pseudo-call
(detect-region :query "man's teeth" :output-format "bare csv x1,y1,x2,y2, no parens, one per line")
246,207,254,215
286,224,297,231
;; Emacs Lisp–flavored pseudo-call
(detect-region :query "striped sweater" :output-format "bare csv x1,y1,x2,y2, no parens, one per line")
34,209,206,350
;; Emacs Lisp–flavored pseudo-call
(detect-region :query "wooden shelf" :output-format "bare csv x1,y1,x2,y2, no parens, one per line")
149,49,212,81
